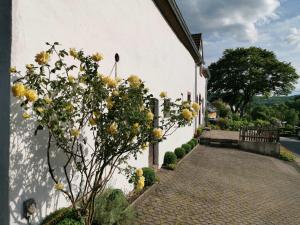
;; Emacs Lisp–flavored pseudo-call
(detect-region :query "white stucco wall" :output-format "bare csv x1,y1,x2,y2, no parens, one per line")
9,0,205,224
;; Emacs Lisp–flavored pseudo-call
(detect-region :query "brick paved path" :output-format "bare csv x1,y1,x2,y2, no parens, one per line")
134,146,300,225
201,130,239,140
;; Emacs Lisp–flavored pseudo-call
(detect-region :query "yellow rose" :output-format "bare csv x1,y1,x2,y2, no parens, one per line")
106,97,114,109
65,103,74,112
101,75,110,84
89,117,97,126
69,48,78,58
192,111,197,117
22,112,31,119
146,111,154,121
25,89,38,102
182,101,190,108
136,168,143,177
128,75,141,88
107,122,118,135
107,78,117,88
35,51,50,65
136,177,145,191
26,64,34,70
54,182,64,191
44,96,53,104
182,109,193,121
192,102,200,111
159,91,167,98
12,83,26,98
132,123,140,134
36,107,45,113
79,76,86,84
153,128,163,139
112,90,119,96
10,67,17,73
67,75,75,83
70,128,80,137
91,52,104,62
139,176,145,183
142,142,149,150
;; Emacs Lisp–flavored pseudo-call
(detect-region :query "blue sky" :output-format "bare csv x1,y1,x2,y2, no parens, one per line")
176,0,300,95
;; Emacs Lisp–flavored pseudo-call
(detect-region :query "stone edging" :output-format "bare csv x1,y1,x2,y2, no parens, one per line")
176,144,199,167
130,144,199,207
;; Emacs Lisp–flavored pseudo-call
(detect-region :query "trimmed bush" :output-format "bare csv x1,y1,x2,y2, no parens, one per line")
93,189,135,225
163,151,177,165
40,208,82,225
142,167,156,186
189,139,197,147
192,138,198,146
164,163,176,170
187,141,194,148
174,147,186,159
216,117,229,130
57,218,83,225
181,143,191,153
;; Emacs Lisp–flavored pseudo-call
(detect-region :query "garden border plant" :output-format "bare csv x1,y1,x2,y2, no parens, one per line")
11,42,201,225
163,137,199,170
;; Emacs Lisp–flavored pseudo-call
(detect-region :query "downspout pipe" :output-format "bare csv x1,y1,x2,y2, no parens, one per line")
0,0,12,224
194,63,198,134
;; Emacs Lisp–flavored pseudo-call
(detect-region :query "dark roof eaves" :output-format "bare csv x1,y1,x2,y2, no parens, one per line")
153,0,203,65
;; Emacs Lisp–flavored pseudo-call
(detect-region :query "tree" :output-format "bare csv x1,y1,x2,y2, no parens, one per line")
208,47,299,117
11,43,200,225
212,99,230,118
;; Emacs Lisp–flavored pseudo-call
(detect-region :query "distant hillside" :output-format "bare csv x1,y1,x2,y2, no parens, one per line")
253,95,300,105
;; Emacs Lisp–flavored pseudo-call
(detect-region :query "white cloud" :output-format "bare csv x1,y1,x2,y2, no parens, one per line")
176,0,280,41
285,27,300,47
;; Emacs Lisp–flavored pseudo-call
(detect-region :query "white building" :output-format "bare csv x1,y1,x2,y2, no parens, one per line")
0,0,208,224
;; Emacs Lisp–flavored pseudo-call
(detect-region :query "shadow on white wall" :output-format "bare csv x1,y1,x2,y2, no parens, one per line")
10,99,69,224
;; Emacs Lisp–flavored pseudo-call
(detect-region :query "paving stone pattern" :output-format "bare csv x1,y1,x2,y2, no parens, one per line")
201,130,239,140
134,146,300,225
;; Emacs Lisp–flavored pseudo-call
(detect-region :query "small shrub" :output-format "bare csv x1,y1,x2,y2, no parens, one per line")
254,119,270,127
279,147,296,162
192,138,198,145
187,141,194,148
174,147,186,159
40,208,82,225
57,218,83,225
216,117,229,130
163,151,177,165
189,139,197,147
194,127,204,137
142,167,156,186
93,189,135,225
181,144,191,153
164,164,176,170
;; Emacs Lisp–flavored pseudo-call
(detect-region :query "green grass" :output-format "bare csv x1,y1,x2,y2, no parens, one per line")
279,146,296,162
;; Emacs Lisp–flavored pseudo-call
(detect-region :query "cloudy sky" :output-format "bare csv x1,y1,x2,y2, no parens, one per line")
176,0,300,94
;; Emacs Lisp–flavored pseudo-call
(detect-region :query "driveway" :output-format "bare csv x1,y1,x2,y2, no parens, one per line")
134,146,300,225
280,136,300,156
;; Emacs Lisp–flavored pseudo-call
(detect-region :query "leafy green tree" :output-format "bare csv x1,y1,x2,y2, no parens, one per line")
212,99,230,118
284,108,299,126
208,47,299,117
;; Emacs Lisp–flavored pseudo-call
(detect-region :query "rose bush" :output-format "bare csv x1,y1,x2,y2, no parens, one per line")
11,42,200,225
